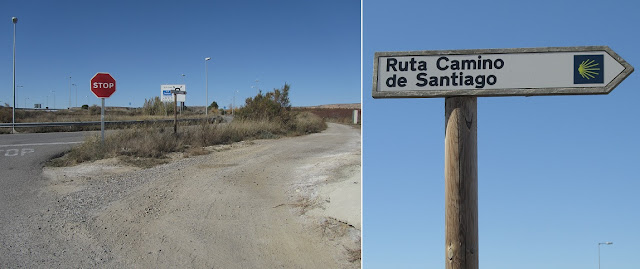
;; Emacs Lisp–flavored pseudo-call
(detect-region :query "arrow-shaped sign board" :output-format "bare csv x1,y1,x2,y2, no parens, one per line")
372,46,633,98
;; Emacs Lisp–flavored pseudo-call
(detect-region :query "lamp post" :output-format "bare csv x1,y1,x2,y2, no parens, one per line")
68,76,72,109
16,85,23,108
232,90,239,116
72,83,77,107
598,242,613,269
205,57,211,117
51,90,55,109
12,16,18,134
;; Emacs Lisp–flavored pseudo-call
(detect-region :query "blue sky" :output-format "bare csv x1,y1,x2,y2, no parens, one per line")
1,0,360,109
364,0,639,268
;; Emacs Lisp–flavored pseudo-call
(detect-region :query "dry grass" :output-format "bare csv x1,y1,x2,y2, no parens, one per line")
293,107,360,125
48,112,326,167
0,106,209,134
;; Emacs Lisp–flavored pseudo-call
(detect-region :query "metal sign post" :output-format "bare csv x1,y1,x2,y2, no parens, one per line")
101,98,105,143
372,46,633,269
90,73,116,144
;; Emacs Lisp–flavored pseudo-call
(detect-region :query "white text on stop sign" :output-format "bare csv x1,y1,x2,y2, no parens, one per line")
93,82,114,89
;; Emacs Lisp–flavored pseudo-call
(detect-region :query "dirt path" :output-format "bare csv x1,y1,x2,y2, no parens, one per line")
42,123,360,268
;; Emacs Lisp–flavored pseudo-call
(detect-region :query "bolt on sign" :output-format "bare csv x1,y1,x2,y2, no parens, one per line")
372,46,633,98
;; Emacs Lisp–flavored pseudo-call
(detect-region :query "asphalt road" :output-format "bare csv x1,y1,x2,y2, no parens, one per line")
0,131,91,267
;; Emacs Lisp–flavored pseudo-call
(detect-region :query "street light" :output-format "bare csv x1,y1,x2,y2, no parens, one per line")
232,90,239,116
51,90,56,109
205,57,211,117
598,242,613,269
68,76,72,109
12,16,18,134
16,86,23,107
72,83,77,107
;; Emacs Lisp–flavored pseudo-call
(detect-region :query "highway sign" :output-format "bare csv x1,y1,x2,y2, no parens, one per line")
161,85,186,102
90,73,116,98
372,46,633,98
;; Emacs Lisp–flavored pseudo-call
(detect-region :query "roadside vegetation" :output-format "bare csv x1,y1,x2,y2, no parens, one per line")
0,102,207,134
48,84,328,167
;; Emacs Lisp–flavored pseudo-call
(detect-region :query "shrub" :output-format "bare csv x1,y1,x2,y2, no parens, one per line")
143,96,174,116
236,83,292,123
0,106,11,123
89,105,101,115
291,112,326,135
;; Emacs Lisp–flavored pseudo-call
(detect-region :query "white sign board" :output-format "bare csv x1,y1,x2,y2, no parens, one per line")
161,84,186,102
373,46,633,98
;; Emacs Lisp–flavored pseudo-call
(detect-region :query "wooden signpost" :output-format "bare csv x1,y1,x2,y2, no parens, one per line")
171,89,187,134
372,46,633,269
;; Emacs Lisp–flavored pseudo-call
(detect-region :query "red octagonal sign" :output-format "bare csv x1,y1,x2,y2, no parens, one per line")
91,72,116,98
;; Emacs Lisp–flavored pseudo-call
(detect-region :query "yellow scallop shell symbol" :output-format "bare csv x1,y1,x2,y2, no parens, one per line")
578,59,600,79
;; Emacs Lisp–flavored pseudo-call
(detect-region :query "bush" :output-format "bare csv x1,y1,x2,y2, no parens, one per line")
89,105,101,115
236,83,292,123
143,97,174,116
292,112,326,135
0,106,11,123
81,104,89,110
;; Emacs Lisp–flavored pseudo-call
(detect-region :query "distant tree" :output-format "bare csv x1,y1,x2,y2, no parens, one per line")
81,104,89,110
208,101,219,110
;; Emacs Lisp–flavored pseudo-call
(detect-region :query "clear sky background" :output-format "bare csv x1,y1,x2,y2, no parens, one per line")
364,0,639,268
1,0,360,109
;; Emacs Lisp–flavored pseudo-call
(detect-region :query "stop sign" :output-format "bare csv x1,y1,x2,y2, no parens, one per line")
90,72,116,98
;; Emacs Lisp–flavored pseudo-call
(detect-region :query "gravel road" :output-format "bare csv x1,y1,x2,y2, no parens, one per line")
2,123,360,268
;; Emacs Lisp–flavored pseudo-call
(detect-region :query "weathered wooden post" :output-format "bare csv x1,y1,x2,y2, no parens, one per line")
173,91,178,134
171,89,187,134
444,97,477,269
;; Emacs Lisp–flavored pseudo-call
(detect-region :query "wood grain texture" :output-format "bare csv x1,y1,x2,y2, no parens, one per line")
444,97,478,269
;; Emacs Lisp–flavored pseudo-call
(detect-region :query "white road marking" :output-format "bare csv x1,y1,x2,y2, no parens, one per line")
0,141,82,148
0,148,36,157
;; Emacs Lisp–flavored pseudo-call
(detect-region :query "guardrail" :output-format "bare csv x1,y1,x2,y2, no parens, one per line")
0,118,218,128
